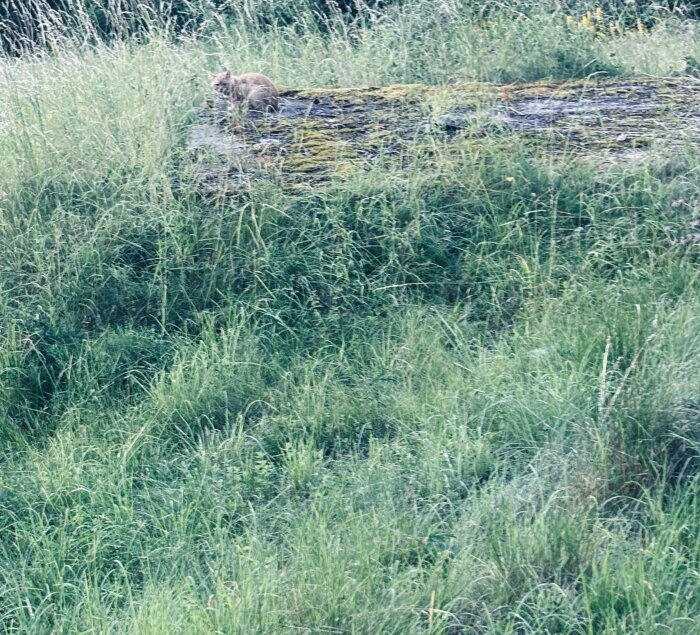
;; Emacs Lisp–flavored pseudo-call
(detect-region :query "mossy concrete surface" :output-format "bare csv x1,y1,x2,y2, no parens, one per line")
187,78,700,189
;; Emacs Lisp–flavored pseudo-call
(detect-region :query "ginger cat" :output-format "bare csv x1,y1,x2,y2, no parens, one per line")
212,70,279,112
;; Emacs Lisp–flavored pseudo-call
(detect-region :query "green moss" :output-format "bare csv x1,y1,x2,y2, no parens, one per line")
283,125,359,174
190,77,700,188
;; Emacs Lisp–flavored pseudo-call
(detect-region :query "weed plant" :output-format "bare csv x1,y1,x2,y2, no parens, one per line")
0,2,699,633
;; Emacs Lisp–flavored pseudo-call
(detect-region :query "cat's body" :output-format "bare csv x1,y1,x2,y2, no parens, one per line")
212,71,279,112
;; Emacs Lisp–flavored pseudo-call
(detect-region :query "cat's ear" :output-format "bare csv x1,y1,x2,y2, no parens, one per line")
224,69,232,79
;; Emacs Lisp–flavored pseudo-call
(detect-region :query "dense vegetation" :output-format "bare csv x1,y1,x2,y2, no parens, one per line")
1,0,698,54
0,1,699,632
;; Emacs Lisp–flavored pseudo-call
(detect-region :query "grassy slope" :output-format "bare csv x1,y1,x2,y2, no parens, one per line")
0,3,699,633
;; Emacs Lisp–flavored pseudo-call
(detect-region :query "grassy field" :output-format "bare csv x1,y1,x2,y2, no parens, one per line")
1,1,699,633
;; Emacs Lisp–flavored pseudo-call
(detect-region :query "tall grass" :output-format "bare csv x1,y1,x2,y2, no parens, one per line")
1,1,699,633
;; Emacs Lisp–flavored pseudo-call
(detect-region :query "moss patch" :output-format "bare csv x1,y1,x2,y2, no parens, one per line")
188,78,700,190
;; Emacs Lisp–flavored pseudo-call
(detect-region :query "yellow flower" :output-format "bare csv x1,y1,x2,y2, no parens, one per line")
594,7,604,22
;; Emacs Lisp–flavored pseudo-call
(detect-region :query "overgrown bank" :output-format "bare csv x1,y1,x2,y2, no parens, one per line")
0,2,699,633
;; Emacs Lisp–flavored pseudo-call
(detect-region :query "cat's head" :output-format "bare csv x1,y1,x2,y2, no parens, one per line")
212,70,237,96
